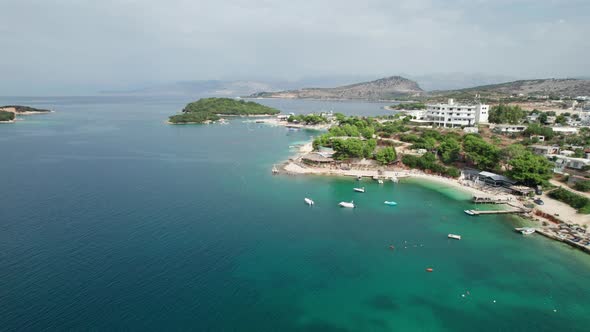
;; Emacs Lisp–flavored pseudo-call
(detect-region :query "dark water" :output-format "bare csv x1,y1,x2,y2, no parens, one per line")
0,96,589,331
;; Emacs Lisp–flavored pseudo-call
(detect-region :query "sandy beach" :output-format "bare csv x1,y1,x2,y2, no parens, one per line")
279,141,590,228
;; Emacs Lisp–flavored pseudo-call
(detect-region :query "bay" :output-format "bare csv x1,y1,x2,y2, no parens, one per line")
0,96,589,331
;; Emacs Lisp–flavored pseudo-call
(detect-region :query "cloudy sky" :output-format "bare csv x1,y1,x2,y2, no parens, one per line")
1,0,589,95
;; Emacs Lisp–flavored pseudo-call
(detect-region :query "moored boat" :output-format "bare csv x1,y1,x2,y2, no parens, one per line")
515,227,535,235
448,234,461,240
304,198,314,206
378,179,384,184
464,210,476,216
339,201,355,208
384,201,397,206
354,187,365,193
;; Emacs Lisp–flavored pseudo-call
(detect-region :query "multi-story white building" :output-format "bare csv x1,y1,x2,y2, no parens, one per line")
425,99,489,128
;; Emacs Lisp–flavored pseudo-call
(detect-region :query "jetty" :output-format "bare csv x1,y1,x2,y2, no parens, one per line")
466,208,527,215
472,195,514,204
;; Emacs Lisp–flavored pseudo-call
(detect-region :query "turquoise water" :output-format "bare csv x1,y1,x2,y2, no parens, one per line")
0,96,589,331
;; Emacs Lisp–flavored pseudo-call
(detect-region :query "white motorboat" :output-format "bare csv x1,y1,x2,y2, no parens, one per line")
448,234,462,240
304,198,314,206
391,176,399,183
339,201,355,208
515,227,535,235
464,210,476,216
378,179,384,184
354,187,365,193
357,175,362,181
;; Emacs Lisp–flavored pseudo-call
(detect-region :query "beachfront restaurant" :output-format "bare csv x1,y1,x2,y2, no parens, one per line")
301,152,334,166
477,171,516,187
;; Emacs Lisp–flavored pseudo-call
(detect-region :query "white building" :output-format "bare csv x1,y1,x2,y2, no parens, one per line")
492,124,527,133
425,99,489,128
552,127,578,135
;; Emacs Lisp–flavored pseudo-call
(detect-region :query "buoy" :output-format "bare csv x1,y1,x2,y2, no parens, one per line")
426,268,433,272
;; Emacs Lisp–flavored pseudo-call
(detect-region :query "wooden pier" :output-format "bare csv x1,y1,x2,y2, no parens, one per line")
467,208,527,215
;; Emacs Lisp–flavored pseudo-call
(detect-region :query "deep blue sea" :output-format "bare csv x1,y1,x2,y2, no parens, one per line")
1,96,589,331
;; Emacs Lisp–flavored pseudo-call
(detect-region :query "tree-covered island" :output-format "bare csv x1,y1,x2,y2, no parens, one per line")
168,98,280,124
0,105,52,123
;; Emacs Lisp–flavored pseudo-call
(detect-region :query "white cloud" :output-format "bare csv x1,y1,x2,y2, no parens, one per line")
0,0,588,94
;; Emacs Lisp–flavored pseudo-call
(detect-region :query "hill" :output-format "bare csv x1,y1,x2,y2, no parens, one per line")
249,76,423,100
428,78,590,102
168,97,279,124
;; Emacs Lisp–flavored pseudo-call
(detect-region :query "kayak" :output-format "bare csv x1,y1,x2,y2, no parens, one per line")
384,201,397,206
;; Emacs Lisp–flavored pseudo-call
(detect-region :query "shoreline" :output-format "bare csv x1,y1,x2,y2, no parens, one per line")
275,139,590,254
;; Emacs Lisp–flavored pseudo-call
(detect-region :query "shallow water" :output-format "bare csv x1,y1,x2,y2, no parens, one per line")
0,96,588,331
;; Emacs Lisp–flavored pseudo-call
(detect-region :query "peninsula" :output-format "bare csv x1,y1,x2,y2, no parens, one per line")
250,76,424,100
168,97,279,124
0,105,52,123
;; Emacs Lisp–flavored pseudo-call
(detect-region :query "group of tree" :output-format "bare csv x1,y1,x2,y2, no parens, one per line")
503,145,554,186
401,153,461,178
0,110,15,122
548,188,590,214
488,104,527,124
169,98,279,123
331,138,376,160
287,114,327,125
390,102,426,110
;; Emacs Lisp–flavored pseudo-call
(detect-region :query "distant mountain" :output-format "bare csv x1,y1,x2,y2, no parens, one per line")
429,78,590,100
249,76,423,100
101,80,280,97
406,73,519,91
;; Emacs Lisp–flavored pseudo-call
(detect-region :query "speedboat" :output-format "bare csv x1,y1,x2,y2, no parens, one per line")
354,187,365,193
391,176,399,183
378,179,384,184
515,227,535,235
304,198,314,206
448,234,461,240
357,175,362,181
464,210,476,216
339,201,355,208
384,201,397,206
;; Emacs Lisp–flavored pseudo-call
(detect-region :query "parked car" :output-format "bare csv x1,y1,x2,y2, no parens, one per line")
534,198,544,205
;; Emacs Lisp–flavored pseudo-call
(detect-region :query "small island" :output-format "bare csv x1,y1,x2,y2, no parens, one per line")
168,97,280,124
0,105,52,123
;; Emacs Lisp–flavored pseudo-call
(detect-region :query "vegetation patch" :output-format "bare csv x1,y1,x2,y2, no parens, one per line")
548,188,590,214
168,98,279,124
0,110,15,122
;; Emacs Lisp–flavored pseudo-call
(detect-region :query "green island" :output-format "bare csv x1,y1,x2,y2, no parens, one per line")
168,98,280,124
0,105,51,123
0,110,16,122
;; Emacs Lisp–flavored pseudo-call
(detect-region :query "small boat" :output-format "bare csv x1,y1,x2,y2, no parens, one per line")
448,234,461,240
464,210,476,216
357,175,362,181
304,198,314,206
384,201,397,206
515,227,535,235
426,268,434,272
339,201,355,208
354,187,365,193
378,179,384,184
391,176,399,183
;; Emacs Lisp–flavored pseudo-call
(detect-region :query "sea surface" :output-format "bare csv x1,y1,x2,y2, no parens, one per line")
0,96,589,331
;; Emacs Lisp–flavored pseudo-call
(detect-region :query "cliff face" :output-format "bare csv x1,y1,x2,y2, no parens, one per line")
250,76,424,100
